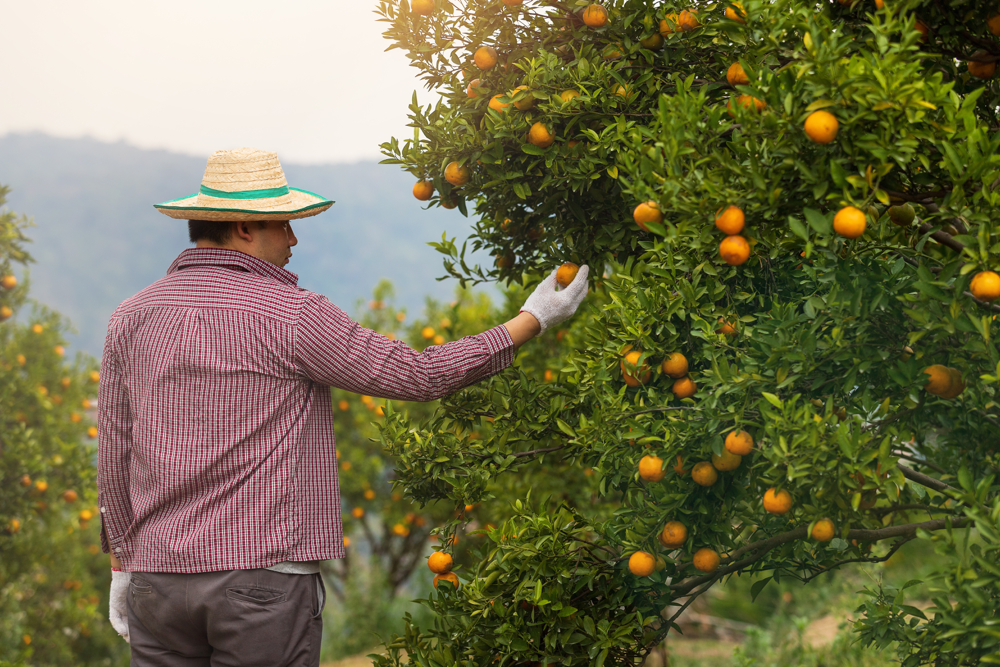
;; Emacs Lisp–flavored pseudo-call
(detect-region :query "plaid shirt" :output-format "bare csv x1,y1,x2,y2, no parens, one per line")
97,248,515,573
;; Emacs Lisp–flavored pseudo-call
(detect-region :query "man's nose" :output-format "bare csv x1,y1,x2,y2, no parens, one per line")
287,224,298,247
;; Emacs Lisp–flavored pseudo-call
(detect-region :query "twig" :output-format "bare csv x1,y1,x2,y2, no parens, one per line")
898,463,958,494
799,535,916,583
620,406,701,418
892,452,946,474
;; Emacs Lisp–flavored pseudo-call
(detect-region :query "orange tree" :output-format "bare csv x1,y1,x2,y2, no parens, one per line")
374,0,1000,664
0,187,129,666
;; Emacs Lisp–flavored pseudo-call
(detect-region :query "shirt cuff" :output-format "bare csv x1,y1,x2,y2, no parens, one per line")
477,325,516,375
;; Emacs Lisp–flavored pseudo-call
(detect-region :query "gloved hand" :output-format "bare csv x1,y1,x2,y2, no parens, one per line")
520,265,590,334
109,570,130,643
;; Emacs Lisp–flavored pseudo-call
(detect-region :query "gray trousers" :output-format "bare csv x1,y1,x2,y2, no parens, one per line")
127,569,326,667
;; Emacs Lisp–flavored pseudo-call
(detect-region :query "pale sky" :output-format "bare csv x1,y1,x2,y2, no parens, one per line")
1,0,436,163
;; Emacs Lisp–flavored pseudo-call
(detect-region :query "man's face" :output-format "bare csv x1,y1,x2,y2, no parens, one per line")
252,221,297,268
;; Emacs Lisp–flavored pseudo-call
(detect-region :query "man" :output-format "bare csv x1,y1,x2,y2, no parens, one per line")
96,147,589,666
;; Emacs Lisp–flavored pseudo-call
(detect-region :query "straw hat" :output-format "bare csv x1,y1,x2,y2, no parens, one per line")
154,148,334,221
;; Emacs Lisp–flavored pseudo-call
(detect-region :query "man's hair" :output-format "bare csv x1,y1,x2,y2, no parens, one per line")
188,220,234,245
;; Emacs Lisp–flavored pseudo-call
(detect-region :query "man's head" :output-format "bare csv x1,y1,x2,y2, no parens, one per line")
188,219,298,268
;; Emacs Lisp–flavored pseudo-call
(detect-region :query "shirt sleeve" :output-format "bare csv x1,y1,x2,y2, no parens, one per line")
295,294,515,401
96,326,135,556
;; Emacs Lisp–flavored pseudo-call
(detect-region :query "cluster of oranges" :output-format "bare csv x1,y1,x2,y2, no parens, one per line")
427,550,459,589
620,350,696,399
1,274,16,321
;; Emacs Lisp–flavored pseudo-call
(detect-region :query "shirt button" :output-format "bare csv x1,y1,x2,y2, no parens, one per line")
114,548,121,553
100,507,106,513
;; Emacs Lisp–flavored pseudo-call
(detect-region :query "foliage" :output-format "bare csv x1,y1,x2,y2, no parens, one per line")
0,187,128,665
373,0,1000,664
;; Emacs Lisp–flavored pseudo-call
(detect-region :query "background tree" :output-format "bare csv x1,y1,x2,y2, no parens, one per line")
372,0,1000,664
0,187,129,666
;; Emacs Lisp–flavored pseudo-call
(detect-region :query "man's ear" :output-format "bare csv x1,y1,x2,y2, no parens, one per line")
234,221,254,243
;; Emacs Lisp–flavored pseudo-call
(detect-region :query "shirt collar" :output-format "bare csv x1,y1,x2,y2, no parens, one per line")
167,248,299,287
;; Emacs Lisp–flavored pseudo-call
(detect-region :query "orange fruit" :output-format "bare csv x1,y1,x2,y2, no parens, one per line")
717,318,737,336
79,509,92,521
0,275,16,289
726,63,749,86
428,551,454,574
939,368,965,399
87,426,97,439
528,122,555,148
511,85,534,111
672,376,697,399
560,89,580,103
659,13,679,36
638,455,665,482
674,455,688,476
914,20,929,42
833,206,866,239
661,352,689,378
874,0,884,7
474,46,498,70
351,507,365,519
659,521,688,548
922,364,952,395
692,548,720,573
613,83,632,100
0,305,12,321
724,430,753,456
62,490,78,503
20,475,31,487
543,369,554,382
411,0,434,15
413,180,434,201
556,262,580,287
811,518,835,542
602,43,624,60
495,252,514,269
421,326,435,340
715,205,745,234
444,161,471,186
488,94,510,113
970,271,1000,302
711,450,741,471
640,32,664,49
633,201,662,231
763,488,792,515
727,95,766,115
466,78,482,98
433,572,460,589
691,461,718,486
725,2,746,22
989,13,1000,37
628,551,656,576
719,235,750,266
621,351,652,387
582,4,609,28
968,52,996,79
677,9,699,30
804,110,839,144
887,203,915,226
502,0,522,5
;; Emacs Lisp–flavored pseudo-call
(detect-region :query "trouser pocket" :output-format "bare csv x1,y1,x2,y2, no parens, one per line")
311,573,326,619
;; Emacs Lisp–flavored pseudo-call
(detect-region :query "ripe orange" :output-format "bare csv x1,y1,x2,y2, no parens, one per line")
874,0,884,7
674,455,688,476
445,161,471,186
804,110,839,144
413,180,434,201
421,326,436,340
628,551,656,576
613,83,632,100
692,548,720,573
602,43,624,60
351,507,365,519
659,13,679,36
466,78,481,98
672,376,697,399
511,85,534,111
528,122,555,148
691,461,718,486
582,4,609,28
474,46,498,70
661,352,688,378
887,203,915,226
724,430,753,456
87,426,97,439
495,252,515,269
715,205,745,234
638,455,665,482
719,235,750,266
0,305,12,321
811,518,835,542
922,364,952,395
833,206,866,238
989,13,1000,37
717,318,737,336
640,32,663,50
62,490,78,503
79,509,92,521
940,368,965,400
968,52,996,79
502,0,522,5
428,551,454,574
440,195,458,209
725,2,746,23
727,95,766,115
6,519,20,534
621,351,652,387
633,201,662,231
659,521,688,548
20,475,31,487
488,93,510,113
677,9,699,30
410,0,434,15
433,572,460,588
914,20,929,42
560,89,580,104
970,270,1000,302
0,275,16,289
556,262,580,287
726,63,749,86
711,450,741,471
763,488,792,515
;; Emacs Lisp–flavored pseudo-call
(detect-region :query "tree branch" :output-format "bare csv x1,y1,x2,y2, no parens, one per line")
917,220,965,253
799,535,916,584
898,463,958,494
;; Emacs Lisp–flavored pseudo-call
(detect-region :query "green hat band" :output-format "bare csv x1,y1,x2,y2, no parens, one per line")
199,184,290,200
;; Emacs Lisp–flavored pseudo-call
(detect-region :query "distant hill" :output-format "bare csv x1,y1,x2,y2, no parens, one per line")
0,133,491,356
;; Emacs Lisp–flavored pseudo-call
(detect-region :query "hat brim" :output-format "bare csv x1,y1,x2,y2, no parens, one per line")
154,187,334,221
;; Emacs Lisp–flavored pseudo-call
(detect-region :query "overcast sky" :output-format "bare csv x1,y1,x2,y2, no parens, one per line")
1,1,436,164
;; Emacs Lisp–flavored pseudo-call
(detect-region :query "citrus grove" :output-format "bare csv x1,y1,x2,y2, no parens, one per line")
0,187,130,665
372,0,1000,664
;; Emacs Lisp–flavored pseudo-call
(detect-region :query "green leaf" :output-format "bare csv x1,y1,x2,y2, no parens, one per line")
762,392,783,408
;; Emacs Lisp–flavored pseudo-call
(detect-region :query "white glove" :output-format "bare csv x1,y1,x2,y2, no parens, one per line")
109,570,130,643
520,265,590,334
